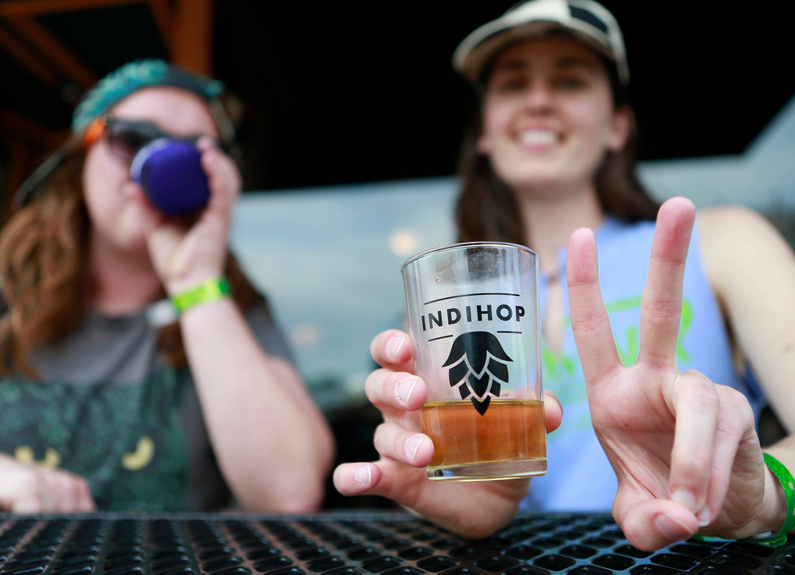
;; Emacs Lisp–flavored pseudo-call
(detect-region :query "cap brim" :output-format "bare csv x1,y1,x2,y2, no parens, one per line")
454,20,620,85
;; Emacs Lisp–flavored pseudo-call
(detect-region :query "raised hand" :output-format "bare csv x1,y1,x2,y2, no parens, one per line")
0,453,95,513
567,197,782,550
138,138,240,294
333,330,563,538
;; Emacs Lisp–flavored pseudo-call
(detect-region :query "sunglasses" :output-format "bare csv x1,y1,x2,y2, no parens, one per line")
84,114,233,165
16,113,238,209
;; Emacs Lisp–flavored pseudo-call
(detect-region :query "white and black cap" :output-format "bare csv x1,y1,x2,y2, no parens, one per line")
453,0,629,86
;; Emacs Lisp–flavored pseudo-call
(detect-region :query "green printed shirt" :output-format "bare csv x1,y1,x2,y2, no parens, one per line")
0,300,292,511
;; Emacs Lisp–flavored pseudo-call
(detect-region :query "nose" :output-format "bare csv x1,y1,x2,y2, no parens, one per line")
521,82,554,113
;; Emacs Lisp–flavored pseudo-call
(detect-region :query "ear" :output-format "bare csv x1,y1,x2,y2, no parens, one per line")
606,106,633,153
476,132,492,156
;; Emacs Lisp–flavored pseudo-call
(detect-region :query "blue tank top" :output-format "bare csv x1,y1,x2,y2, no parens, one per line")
521,216,766,511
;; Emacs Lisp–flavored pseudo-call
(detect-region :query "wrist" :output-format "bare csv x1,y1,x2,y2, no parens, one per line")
165,270,224,297
170,277,231,315
745,452,795,546
753,458,789,536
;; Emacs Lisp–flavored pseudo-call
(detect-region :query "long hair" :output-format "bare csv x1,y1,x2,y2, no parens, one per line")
0,149,263,378
456,51,659,245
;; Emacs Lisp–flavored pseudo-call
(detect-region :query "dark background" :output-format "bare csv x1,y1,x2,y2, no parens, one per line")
1,0,794,194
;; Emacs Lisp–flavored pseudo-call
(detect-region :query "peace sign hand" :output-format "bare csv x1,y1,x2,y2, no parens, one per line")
567,197,781,551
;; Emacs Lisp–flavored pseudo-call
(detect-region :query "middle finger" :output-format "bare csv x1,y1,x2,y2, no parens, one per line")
638,197,695,370
365,369,427,414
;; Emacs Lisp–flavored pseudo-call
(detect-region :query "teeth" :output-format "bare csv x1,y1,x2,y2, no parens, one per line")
519,130,557,145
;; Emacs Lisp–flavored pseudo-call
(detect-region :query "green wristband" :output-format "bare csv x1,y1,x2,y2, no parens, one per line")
170,278,231,314
692,453,795,547
750,453,795,547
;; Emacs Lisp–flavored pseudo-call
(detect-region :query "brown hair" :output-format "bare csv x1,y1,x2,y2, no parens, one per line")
456,50,659,245
0,149,263,378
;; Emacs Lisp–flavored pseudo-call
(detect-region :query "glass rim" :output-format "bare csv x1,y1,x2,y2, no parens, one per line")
401,241,538,272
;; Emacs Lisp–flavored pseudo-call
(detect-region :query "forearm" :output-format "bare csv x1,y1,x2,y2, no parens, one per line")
179,297,334,512
698,208,795,433
744,347,795,433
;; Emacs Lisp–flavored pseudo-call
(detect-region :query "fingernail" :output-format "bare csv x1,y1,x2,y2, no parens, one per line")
671,489,697,512
387,334,405,360
655,513,694,540
397,377,418,404
354,465,372,485
697,506,711,527
405,436,426,461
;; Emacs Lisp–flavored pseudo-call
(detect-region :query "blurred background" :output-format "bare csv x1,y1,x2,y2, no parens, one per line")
1,0,794,505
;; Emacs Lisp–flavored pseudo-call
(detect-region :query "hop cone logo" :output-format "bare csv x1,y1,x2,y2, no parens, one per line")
442,331,513,416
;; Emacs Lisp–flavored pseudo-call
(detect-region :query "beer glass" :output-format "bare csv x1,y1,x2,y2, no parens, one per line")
402,242,546,481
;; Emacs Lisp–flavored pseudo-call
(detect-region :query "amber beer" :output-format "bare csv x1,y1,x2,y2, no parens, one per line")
421,399,546,480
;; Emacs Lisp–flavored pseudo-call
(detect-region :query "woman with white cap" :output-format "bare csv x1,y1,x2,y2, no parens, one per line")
334,0,795,551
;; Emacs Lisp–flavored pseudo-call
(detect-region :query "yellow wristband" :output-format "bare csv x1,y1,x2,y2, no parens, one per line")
170,278,231,314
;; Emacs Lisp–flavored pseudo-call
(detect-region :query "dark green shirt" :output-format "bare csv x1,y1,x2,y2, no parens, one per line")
0,300,293,511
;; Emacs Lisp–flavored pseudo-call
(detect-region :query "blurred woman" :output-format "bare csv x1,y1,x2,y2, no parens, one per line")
0,60,333,513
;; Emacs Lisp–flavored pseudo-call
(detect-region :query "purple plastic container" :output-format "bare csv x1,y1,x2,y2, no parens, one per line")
130,139,211,216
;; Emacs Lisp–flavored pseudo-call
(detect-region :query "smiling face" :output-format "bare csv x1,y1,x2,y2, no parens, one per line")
477,36,630,200
82,86,219,254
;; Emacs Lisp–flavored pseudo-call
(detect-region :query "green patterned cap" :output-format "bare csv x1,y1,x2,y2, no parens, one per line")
72,59,226,133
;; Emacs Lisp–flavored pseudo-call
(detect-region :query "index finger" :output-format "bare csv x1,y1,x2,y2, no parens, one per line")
370,330,415,372
567,228,621,385
202,145,241,208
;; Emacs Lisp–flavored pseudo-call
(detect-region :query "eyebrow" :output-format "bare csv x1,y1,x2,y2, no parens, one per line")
556,57,600,72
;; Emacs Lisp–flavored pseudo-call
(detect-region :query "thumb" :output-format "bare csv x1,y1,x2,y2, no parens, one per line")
543,390,563,433
125,181,164,235
615,492,698,551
